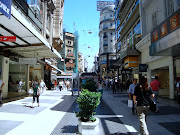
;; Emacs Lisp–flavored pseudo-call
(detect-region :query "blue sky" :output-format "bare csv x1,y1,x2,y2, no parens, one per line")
63,0,102,70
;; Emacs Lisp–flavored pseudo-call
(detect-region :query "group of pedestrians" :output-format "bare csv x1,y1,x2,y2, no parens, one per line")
128,76,162,135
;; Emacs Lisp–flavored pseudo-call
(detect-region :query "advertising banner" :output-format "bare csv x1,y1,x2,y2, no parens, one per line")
0,0,12,19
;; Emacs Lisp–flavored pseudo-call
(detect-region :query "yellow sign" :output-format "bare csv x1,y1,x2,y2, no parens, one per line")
124,57,138,69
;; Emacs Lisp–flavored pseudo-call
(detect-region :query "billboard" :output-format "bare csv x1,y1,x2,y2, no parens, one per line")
97,1,115,11
0,0,12,19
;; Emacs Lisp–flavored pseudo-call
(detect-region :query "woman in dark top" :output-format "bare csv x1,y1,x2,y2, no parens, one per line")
133,76,154,135
32,81,41,108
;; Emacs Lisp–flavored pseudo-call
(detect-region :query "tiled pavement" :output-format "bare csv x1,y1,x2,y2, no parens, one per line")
0,89,180,135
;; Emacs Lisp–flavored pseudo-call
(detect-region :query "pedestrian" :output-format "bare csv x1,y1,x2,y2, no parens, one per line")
54,80,57,90
32,81,41,108
66,79,70,90
40,79,46,94
176,79,180,108
128,78,138,115
98,81,103,91
133,76,155,135
0,79,5,107
19,79,23,92
150,76,161,112
59,80,64,91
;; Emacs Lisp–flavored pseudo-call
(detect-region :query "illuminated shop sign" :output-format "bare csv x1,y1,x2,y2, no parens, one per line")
124,57,138,69
0,0,12,19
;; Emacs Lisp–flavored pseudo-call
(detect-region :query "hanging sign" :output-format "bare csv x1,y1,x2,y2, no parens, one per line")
19,58,37,65
0,0,12,19
0,36,16,42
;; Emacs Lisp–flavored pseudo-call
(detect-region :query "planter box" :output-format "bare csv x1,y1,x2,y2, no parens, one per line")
78,117,100,135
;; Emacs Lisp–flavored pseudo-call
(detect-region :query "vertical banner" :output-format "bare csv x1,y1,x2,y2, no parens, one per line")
0,0,12,19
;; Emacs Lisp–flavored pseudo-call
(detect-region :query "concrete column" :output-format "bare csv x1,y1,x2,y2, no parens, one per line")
26,65,29,91
49,13,54,47
2,57,9,98
169,57,174,99
42,0,47,37
139,0,146,36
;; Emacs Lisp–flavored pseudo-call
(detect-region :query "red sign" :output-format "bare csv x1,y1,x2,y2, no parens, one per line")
0,36,16,42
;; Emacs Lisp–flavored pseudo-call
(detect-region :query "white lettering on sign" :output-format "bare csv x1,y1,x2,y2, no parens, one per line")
19,58,37,65
0,2,10,15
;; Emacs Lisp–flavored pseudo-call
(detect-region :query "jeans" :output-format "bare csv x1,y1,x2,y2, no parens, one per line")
152,91,159,111
136,106,149,135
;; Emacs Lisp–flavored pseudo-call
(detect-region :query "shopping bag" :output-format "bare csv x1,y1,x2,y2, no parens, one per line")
128,100,133,107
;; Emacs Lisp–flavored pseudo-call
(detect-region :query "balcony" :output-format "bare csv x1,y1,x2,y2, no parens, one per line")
103,43,108,46
13,0,43,31
103,35,108,38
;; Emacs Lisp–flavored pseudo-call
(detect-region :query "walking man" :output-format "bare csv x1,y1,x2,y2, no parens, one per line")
150,76,161,112
0,79,4,107
129,78,137,114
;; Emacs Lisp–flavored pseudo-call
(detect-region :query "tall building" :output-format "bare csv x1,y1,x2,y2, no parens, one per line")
99,5,116,80
78,52,88,73
64,32,76,75
0,0,63,97
135,0,180,99
115,0,141,84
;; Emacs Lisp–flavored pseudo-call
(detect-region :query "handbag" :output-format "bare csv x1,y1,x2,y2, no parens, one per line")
149,99,156,112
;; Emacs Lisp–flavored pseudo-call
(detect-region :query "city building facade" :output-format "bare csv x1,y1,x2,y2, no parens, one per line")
99,5,116,80
115,0,141,85
0,0,63,98
78,52,88,73
135,0,180,99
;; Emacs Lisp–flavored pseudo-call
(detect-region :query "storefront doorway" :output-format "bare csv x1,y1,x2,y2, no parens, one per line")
151,66,169,98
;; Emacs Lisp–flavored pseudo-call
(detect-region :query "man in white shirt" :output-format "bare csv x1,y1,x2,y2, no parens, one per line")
0,79,5,107
129,78,137,114
177,80,180,108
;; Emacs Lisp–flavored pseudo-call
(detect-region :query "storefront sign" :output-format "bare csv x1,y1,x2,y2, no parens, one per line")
124,57,138,69
0,36,16,42
152,29,158,42
0,0,12,19
19,58,37,65
160,22,168,37
139,64,148,72
170,13,179,31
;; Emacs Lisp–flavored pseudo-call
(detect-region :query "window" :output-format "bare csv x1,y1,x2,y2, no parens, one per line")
111,32,113,35
167,0,174,16
133,21,141,35
111,40,113,42
110,23,113,26
110,15,112,17
152,12,158,28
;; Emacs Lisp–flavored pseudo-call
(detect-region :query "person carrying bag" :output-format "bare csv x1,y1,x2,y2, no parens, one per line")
32,81,41,108
133,76,155,135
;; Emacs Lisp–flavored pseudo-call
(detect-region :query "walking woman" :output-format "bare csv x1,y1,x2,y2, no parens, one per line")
32,81,41,108
133,76,154,135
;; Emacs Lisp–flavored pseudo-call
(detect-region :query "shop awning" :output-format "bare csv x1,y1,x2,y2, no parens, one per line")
0,6,61,59
45,59,66,75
